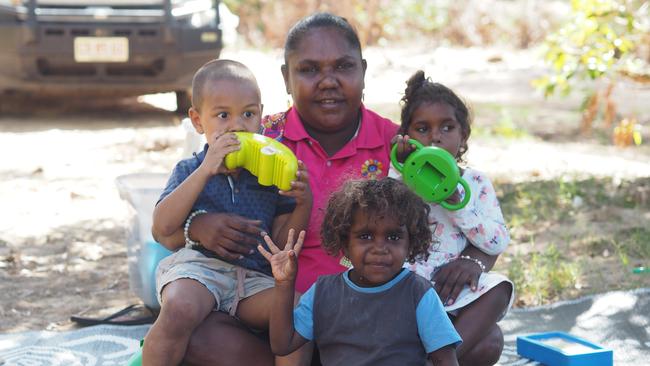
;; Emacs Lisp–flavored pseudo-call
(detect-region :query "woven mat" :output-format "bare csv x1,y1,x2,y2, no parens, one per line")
1,288,648,365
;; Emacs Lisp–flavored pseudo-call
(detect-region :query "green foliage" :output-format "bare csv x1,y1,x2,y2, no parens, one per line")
499,176,650,305
499,176,648,232
378,0,448,38
534,0,649,96
588,227,650,266
508,244,581,305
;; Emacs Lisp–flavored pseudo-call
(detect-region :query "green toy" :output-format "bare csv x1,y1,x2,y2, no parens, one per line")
390,139,471,211
125,339,143,366
224,132,298,191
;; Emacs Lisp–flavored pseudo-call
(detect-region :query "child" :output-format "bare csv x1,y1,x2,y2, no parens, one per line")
259,178,461,366
392,70,514,365
143,59,312,366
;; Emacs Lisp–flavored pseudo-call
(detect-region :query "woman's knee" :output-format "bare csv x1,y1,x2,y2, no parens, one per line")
185,312,274,366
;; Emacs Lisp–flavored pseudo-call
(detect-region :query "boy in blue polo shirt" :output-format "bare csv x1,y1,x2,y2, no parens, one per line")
143,59,312,366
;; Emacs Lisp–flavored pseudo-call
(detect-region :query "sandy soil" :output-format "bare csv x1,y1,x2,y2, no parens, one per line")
1,46,649,333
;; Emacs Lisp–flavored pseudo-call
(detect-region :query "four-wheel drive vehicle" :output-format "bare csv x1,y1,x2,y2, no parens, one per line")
0,0,223,112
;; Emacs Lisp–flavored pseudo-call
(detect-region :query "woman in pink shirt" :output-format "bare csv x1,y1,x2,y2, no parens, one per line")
157,12,504,366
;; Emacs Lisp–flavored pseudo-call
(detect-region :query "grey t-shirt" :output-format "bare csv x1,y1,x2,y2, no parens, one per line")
294,268,461,365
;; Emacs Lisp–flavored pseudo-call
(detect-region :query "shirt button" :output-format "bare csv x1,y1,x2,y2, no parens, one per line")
308,141,312,146
234,188,239,193
326,161,332,167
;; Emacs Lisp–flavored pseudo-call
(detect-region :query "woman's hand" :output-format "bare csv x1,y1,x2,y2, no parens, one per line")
391,134,417,163
443,168,465,205
189,212,263,260
258,229,305,283
279,160,312,208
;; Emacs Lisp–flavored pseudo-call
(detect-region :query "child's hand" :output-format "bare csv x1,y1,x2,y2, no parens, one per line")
392,134,417,163
258,229,305,283
444,188,462,205
279,160,312,207
201,132,241,176
443,169,465,206
433,256,482,306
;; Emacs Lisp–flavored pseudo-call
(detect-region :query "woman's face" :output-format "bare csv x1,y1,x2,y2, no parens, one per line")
282,27,366,134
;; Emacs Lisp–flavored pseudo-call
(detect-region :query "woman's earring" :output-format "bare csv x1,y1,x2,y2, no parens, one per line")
361,92,365,102
286,95,293,108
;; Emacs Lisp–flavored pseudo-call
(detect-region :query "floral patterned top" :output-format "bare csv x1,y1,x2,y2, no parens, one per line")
390,167,510,281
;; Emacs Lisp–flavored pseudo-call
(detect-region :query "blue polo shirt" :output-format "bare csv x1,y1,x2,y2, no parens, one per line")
159,144,296,276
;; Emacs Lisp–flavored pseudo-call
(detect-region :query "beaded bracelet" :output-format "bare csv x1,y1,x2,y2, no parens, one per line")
184,210,207,247
459,255,486,272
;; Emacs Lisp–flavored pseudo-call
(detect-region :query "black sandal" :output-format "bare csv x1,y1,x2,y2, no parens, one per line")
70,304,157,326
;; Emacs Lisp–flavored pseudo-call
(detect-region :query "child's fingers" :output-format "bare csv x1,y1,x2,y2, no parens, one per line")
285,228,296,251
262,232,281,254
296,161,310,182
293,230,306,256
257,244,273,261
470,272,479,292
389,134,398,145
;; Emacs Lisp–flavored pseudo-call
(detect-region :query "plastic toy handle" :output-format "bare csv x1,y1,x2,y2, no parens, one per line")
440,177,471,211
390,138,424,172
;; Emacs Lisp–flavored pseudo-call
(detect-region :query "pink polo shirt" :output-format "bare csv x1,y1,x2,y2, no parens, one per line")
262,105,399,292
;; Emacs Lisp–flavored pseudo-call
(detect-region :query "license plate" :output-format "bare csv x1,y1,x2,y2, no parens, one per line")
74,37,129,63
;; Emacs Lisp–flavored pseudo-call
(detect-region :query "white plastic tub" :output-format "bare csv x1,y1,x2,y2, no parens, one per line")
115,173,172,309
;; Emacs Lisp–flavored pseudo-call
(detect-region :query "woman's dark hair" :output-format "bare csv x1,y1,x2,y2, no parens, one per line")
400,70,472,162
284,12,362,63
321,178,432,264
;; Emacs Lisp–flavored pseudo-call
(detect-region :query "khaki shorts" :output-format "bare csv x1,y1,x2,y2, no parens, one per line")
156,248,274,316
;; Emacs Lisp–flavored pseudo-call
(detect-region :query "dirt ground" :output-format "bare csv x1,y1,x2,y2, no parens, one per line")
1,46,649,333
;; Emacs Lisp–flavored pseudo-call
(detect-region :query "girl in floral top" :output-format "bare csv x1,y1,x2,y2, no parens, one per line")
391,70,514,366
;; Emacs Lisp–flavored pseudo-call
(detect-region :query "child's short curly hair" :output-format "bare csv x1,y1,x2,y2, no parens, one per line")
321,178,432,264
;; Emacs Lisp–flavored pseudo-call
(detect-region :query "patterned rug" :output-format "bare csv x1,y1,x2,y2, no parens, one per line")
1,288,648,365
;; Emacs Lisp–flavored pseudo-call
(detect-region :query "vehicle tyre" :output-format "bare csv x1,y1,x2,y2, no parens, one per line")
176,90,192,115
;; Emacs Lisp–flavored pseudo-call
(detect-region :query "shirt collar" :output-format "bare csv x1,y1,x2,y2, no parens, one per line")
343,267,410,293
282,104,386,150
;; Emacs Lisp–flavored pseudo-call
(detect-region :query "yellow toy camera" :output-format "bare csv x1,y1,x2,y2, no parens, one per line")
224,132,298,191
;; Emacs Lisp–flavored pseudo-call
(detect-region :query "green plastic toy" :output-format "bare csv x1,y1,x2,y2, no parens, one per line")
224,132,298,191
390,139,471,211
125,339,143,366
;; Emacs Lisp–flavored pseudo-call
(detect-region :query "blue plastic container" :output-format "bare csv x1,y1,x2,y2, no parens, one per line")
517,332,613,366
116,173,172,309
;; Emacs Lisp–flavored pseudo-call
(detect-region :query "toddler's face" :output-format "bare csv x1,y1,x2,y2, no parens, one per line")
406,102,465,159
345,209,409,287
192,78,262,141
